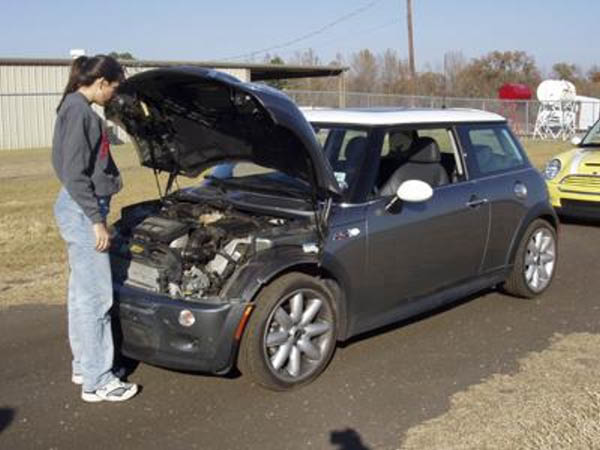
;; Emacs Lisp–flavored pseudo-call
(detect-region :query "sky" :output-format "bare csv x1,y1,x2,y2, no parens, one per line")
0,0,597,75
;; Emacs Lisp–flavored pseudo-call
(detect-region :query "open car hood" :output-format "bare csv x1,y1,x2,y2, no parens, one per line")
105,67,342,199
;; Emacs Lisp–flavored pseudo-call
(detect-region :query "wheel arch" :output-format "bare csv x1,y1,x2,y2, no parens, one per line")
507,203,559,266
223,247,351,341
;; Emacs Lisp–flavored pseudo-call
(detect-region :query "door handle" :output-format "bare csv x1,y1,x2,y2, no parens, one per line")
466,196,488,208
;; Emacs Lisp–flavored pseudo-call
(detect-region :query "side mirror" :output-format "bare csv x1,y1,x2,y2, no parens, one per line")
397,180,433,202
386,180,433,211
571,136,582,146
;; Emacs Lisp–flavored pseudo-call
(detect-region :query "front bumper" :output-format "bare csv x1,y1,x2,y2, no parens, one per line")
547,181,600,219
113,284,249,374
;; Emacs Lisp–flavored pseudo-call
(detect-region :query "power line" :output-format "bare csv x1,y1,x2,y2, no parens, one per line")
218,0,382,61
269,19,400,59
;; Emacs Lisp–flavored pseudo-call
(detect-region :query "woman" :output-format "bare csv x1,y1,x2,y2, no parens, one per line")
52,55,138,402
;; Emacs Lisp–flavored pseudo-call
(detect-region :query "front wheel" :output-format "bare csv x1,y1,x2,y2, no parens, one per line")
502,219,558,298
238,272,337,390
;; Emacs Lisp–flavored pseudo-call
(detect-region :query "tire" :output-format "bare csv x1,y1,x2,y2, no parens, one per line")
238,272,337,391
502,219,558,298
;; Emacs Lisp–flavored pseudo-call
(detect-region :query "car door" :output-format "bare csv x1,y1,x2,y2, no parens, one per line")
456,123,531,272
359,128,490,328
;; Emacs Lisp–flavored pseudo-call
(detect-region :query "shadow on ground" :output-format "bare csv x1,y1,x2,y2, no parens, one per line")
330,428,371,450
0,408,15,434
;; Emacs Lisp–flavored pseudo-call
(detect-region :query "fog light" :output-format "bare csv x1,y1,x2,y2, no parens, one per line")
178,309,196,327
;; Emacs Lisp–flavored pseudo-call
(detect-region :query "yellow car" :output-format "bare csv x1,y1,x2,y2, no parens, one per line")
544,118,600,218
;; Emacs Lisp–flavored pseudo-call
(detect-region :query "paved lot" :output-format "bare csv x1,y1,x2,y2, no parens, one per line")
1,220,599,450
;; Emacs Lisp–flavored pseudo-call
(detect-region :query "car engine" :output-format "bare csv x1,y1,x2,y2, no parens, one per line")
110,199,301,300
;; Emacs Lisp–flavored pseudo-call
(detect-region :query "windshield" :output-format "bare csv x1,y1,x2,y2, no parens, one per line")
582,118,600,146
204,125,371,198
202,162,313,199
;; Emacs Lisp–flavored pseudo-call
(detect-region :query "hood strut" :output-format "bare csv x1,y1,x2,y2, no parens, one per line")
152,167,164,201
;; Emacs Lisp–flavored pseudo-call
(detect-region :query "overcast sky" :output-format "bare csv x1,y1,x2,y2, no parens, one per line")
1,0,596,75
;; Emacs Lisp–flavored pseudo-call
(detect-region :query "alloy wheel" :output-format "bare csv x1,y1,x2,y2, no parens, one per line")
262,289,335,382
524,228,556,293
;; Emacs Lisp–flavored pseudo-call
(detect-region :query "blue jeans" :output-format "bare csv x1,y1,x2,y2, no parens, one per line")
54,188,115,391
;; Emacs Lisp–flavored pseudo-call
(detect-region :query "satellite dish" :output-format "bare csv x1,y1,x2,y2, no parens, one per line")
537,80,576,102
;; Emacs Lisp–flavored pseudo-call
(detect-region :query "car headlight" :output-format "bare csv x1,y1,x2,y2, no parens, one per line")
544,159,562,180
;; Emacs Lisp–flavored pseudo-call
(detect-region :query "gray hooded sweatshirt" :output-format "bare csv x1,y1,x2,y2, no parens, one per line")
52,92,122,223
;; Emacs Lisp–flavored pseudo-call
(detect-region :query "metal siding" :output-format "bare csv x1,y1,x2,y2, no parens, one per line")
0,64,250,149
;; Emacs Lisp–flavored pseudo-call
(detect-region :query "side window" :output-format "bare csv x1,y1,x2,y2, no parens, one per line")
459,125,526,178
375,127,464,196
317,127,369,191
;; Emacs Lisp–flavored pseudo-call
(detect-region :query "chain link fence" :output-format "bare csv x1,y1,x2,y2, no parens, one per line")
2,89,599,149
286,90,600,138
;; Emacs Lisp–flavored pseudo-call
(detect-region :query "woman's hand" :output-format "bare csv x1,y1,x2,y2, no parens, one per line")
93,222,111,252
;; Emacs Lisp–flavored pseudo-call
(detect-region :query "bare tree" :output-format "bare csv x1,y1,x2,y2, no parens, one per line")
379,49,411,94
443,51,467,96
349,49,379,92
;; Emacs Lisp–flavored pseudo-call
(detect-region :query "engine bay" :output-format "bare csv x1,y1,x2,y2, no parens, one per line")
110,197,311,300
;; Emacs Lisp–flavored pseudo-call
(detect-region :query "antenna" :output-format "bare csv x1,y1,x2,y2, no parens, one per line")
533,80,577,140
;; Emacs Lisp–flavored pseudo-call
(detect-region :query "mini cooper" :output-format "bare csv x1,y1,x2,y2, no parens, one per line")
106,67,558,390
544,118,600,218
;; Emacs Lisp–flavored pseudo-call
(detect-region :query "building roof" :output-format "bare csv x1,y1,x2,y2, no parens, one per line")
301,107,506,125
0,58,347,81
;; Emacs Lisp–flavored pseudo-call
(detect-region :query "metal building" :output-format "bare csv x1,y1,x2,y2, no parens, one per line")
0,58,346,150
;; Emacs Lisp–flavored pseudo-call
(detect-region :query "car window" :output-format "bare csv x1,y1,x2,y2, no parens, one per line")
418,129,453,154
582,118,600,146
374,127,464,197
315,127,369,191
458,125,526,177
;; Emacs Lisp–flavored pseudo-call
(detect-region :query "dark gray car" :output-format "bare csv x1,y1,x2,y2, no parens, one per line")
106,67,558,390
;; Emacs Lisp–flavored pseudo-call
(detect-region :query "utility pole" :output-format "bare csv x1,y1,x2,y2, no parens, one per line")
406,0,416,79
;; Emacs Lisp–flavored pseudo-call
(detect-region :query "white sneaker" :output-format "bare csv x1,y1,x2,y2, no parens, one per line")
81,379,138,403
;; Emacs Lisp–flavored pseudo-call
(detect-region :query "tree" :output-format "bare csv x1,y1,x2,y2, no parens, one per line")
454,50,541,98
348,49,378,92
108,51,135,60
261,55,288,90
443,51,467,97
589,66,600,84
552,62,580,82
378,49,411,94
286,49,338,92
415,71,446,96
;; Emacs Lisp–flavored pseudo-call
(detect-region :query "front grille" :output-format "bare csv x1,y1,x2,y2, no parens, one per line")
559,175,600,192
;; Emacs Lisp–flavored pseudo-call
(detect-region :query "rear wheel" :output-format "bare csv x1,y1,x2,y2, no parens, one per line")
503,219,557,298
238,272,337,390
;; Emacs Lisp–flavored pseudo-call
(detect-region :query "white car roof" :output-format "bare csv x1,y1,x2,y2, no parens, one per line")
301,107,505,125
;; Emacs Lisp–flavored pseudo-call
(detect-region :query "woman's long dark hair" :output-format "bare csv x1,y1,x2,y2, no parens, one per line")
56,54,125,112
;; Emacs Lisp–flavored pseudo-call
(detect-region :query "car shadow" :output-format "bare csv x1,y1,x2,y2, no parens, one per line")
559,216,600,227
0,407,15,435
339,288,494,348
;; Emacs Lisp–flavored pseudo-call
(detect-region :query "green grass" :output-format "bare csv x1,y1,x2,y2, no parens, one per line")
520,138,571,169
0,139,572,308
0,144,197,307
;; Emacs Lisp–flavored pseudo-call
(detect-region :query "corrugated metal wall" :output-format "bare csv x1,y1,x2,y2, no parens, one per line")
0,64,249,150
